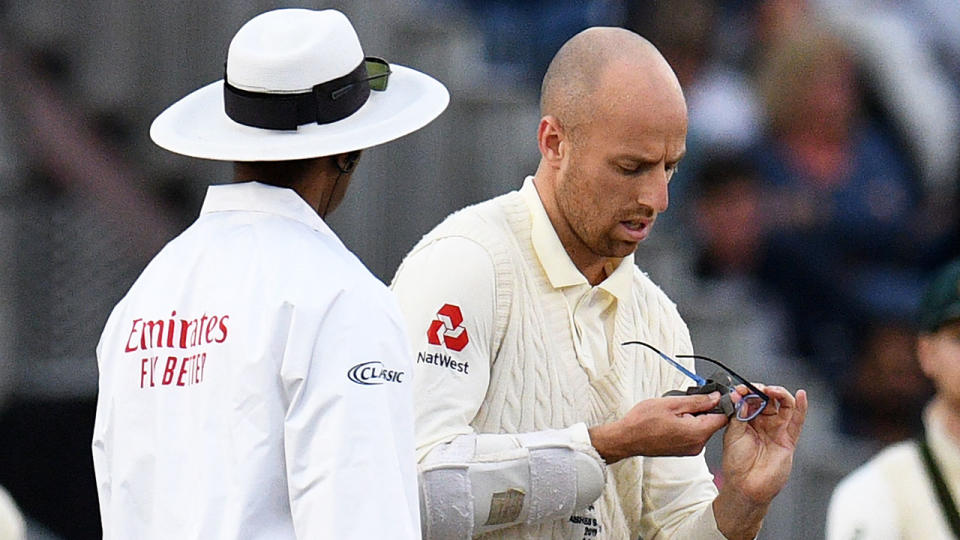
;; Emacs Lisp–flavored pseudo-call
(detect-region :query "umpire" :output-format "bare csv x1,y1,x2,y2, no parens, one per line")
92,8,447,539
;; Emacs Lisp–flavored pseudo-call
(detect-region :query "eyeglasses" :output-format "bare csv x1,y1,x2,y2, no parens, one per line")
331,57,391,100
622,341,770,421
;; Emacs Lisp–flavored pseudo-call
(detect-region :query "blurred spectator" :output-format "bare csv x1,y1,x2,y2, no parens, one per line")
751,0,812,54
815,0,960,198
836,321,932,444
687,156,768,282
749,27,928,380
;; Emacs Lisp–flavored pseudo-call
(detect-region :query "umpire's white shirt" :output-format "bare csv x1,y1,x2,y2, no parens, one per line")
92,182,419,539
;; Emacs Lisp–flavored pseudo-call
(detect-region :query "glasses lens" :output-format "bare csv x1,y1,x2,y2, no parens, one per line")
365,58,391,91
736,394,767,421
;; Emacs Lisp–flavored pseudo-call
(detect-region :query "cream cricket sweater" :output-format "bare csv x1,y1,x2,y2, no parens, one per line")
397,187,724,539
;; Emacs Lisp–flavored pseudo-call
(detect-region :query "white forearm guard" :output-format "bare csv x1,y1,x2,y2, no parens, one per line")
418,424,606,539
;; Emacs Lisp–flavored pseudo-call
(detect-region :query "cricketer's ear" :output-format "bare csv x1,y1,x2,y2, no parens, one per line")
537,115,567,170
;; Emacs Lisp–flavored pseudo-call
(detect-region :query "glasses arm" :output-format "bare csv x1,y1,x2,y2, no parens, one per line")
622,341,707,386
676,354,770,400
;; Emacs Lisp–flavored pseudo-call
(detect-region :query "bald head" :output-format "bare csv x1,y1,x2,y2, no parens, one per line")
540,27,685,134
532,28,688,283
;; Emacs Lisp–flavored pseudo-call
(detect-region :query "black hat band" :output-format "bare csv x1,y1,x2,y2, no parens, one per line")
223,60,370,131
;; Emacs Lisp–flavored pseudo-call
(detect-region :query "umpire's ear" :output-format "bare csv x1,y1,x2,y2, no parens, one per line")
335,151,362,174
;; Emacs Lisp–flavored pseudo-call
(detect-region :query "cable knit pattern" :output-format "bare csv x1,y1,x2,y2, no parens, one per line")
406,190,716,539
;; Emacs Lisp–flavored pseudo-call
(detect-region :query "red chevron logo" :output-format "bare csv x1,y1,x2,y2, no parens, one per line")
426,304,469,351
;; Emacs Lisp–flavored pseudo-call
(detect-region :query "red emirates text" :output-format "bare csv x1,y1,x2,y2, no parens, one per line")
124,311,230,389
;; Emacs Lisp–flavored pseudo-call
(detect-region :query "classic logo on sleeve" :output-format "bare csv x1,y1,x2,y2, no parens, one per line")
347,361,405,385
426,303,469,351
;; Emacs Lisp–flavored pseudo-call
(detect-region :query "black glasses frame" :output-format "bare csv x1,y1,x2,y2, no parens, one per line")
330,56,391,100
674,353,769,403
622,340,770,420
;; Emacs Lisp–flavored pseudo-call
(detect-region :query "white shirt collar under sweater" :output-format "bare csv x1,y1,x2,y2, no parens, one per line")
519,177,634,375
518,177,633,300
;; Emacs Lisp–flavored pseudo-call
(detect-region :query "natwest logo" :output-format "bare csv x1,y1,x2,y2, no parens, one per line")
427,304,469,351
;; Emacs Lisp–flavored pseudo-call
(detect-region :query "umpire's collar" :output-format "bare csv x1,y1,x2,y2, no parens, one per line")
199,181,337,239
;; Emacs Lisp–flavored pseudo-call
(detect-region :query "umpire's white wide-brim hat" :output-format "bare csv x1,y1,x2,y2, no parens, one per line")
150,8,449,161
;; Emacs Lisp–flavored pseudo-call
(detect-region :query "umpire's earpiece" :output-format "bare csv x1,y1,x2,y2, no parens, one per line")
321,151,361,218
336,151,361,174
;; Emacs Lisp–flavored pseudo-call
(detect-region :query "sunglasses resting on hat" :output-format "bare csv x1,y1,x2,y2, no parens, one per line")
223,57,392,131
148,8,449,162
